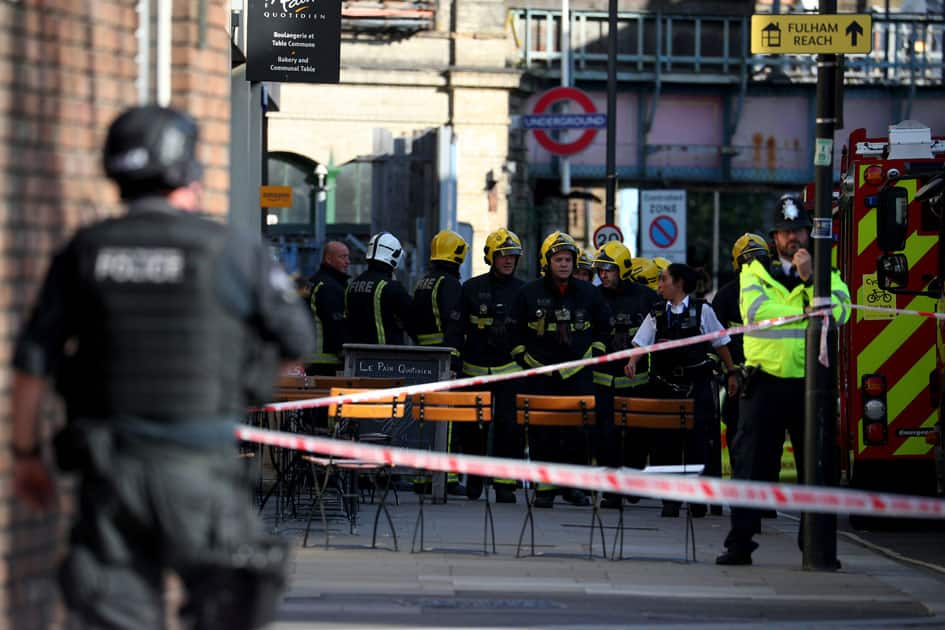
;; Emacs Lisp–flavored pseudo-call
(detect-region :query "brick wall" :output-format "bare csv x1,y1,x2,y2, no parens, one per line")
0,1,231,627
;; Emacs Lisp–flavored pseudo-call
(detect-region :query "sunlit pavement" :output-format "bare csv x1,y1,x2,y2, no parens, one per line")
264,488,945,628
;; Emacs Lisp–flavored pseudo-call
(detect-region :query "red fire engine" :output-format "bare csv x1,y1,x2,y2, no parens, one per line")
835,120,945,502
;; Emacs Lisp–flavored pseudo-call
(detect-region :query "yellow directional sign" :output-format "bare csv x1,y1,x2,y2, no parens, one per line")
260,185,292,208
751,14,872,54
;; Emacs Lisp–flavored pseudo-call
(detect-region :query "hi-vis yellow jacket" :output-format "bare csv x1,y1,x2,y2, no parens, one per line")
739,259,850,378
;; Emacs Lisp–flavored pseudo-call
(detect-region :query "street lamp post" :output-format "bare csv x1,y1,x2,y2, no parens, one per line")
315,163,328,246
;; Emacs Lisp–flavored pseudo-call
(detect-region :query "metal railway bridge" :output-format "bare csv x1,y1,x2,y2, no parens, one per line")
510,9,945,187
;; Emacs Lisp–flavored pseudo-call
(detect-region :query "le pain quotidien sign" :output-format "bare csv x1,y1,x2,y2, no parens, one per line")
246,0,341,84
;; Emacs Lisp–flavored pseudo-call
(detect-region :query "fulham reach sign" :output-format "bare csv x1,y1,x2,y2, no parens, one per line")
751,14,872,55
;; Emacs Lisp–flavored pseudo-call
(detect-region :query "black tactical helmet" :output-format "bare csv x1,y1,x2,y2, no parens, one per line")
103,105,203,199
770,195,812,234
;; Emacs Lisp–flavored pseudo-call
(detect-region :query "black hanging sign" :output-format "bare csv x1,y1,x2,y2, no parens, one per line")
246,0,341,84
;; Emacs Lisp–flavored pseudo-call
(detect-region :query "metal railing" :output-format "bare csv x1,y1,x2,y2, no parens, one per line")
510,9,944,85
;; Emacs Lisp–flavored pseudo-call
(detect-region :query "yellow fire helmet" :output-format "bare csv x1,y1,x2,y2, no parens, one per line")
652,256,671,272
630,257,659,290
593,241,633,280
482,227,523,266
539,231,579,274
576,248,594,271
430,229,468,265
731,232,771,271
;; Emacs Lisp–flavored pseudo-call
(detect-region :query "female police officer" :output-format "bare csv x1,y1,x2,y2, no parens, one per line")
625,263,738,517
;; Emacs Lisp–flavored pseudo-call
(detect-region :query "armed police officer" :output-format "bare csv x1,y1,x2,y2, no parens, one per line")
306,240,350,376
445,228,525,503
625,263,738,518
10,105,316,630
412,229,468,495
592,241,660,508
716,196,851,566
511,231,612,508
346,231,414,345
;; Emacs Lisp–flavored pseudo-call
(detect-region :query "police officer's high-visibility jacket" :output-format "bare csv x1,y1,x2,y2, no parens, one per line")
593,279,659,389
307,263,348,368
345,262,413,346
412,261,462,348
444,269,524,376
739,258,851,378
510,275,612,380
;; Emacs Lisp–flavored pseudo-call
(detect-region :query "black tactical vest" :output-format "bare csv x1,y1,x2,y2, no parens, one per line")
650,298,712,378
67,202,247,421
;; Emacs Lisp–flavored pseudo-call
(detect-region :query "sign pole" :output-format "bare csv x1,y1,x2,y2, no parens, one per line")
561,0,571,195
605,0,617,225
802,0,840,572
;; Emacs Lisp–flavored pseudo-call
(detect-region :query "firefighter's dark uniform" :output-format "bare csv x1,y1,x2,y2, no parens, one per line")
445,267,525,499
412,259,464,490
594,279,659,472
711,276,744,464
511,275,612,498
346,262,413,345
306,262,349,376
13,196,316,629
412,260,463,349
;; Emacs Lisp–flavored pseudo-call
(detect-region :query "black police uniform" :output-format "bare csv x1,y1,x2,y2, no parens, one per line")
445,268,525,497
511,276,612,484
647,299,721,513
711,276,743,461
12,196,316,630
345,261,413,345
594,280,659,471
306,262,349,376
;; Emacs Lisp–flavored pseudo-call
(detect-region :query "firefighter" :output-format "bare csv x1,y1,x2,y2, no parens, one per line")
305,240,351,376
716,197,851,566
710,233,770,485
445,228,525,502
11,105,315,629
573,248,595,283
625,263,738,518
345,231,414,346
412,230,466,348
630,257,660,291
592,241,660,509
412,229,468,495
511,231,612,508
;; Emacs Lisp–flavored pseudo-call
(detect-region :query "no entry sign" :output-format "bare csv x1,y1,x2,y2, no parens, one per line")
524,87,606,156
639,190,687,260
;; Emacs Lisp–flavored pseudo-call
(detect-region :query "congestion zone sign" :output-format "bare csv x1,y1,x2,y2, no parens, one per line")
523,87,606,156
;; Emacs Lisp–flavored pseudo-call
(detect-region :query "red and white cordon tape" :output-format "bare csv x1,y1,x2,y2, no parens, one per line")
234,424,945,519
257,308,832,413
849,302,945,321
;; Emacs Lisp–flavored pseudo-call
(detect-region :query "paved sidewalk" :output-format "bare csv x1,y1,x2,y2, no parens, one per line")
266,488,945,628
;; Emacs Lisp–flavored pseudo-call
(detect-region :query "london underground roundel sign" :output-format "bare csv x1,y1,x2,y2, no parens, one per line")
523,87,605,157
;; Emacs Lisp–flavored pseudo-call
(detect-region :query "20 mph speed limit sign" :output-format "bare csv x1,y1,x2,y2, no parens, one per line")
593,224,624,249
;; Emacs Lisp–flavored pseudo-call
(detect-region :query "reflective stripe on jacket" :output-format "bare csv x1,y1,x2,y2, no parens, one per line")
739,258,851,378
